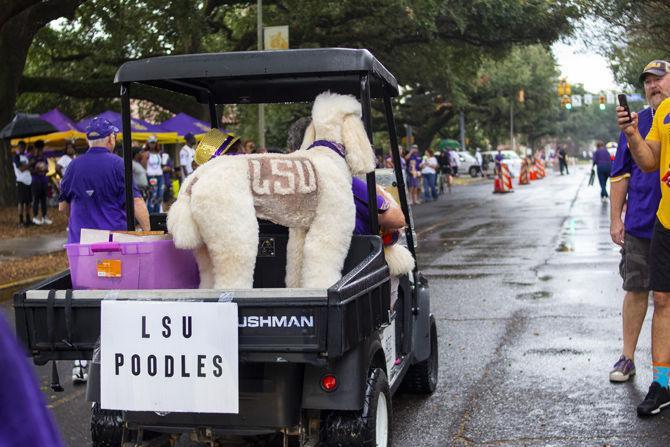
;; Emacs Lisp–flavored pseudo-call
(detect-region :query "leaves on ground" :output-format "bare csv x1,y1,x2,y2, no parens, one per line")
0,206,67,241
0,251,68,286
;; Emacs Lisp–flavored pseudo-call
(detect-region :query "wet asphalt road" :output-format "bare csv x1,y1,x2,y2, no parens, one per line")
3,165,670,446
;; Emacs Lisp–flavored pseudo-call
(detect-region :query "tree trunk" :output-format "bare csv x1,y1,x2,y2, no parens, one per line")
413,109,456,151
0,0,84,206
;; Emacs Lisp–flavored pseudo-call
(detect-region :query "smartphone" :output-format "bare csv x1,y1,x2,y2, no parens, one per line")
618,94,632,123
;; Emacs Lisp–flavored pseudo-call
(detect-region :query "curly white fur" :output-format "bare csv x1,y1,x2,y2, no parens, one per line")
168,92,375,289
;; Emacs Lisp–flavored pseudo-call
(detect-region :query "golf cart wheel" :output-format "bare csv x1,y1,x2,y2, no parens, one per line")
469,166,479,178
91,402,123,447
400,315,438,394
320,368,391,447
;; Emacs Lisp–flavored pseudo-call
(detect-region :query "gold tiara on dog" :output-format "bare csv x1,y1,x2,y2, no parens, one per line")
194,128,240,165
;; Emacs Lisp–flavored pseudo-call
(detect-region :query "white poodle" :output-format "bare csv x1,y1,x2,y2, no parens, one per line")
167,92,376,289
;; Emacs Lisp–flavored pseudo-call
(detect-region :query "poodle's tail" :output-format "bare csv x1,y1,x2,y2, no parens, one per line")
383,243,415,276
167,175,202,249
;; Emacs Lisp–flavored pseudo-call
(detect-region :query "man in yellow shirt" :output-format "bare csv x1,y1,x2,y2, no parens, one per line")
617,59,670,416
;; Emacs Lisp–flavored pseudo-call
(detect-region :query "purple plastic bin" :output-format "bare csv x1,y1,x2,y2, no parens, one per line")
65,240,200,290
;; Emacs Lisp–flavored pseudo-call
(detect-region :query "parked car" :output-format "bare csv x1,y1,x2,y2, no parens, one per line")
456,151,481,177
481,150,522,177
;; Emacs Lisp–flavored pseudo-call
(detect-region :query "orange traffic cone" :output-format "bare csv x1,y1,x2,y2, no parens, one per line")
494,162,514,193
519,159,530,184
536,159,546,179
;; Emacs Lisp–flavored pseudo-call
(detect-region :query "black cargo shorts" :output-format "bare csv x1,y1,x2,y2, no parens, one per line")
619,232,652,292
650,220,670,292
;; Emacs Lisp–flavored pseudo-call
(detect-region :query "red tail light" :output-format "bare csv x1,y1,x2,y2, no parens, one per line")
321,374,338,392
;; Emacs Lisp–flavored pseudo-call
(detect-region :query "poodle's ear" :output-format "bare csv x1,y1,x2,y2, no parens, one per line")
342,114,376,175
299,122,316,151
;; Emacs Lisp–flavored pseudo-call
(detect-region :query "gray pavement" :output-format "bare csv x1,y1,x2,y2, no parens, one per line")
2,166,670,446
0,233,66,261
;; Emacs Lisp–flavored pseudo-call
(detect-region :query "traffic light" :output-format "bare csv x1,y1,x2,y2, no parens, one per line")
517,88,525,103
564,82,571,96
599,95,606,110
561,94,572,110
557,80,565,96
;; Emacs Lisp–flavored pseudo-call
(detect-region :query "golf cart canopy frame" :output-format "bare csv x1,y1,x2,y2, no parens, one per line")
113,48,414,257
114,48,399,104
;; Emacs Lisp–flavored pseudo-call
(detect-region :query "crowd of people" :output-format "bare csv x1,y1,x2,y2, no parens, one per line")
385,143,484,205
11,140,56,227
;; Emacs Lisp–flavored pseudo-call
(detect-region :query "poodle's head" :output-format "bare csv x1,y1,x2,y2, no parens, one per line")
300,91,376,175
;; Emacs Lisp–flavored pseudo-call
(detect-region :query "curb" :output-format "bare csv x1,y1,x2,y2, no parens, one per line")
0,274,52,293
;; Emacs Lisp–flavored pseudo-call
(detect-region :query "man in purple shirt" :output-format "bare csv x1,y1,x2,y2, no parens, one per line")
59,117,150,244
607,63,669,392
351,177,405,235
592,141,612,201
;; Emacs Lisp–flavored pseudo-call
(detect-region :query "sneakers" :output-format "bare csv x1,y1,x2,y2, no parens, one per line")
637,382,670,416
42,217,53,225
72,360,89,384
32,217,43,225
610,356,636,382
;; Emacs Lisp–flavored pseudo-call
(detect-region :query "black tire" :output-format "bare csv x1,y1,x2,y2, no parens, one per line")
320,368,391,447
469,166,479,178
400,316,438,394
91,402,124,447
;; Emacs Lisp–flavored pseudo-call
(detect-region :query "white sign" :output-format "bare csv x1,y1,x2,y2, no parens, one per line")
583,94,592,105
606,92,616,105
101,301,238,413
382,320,396,380
572,95,582,107
264,25,289,50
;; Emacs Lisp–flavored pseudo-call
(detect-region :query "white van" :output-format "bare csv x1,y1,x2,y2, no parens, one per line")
481,150,522,177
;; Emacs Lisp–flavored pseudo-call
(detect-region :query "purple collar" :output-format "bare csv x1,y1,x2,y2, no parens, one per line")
307,140,345,158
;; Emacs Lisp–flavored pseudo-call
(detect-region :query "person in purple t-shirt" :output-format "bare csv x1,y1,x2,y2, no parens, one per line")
351,177,405,236
28,140,52,225
607,62,669,391
592,140,612,201
59,117,150,244
0,314,64,446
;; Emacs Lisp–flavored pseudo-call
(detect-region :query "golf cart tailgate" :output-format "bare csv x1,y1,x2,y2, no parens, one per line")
14,235,391,363
14,287,328,365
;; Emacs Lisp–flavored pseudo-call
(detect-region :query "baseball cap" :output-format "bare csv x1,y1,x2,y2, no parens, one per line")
85,117,119,140
639,60,670,83
147,135,158,143
184,132,195,142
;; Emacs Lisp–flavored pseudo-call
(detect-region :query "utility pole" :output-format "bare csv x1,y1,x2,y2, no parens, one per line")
510,101,514,153
459,110,466,151
257,0,265,148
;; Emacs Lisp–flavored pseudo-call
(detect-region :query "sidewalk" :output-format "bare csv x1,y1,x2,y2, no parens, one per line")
0,233,66,261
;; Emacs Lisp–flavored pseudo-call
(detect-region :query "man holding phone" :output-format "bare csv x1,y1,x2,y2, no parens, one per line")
616,59,670,416
609,61,667,391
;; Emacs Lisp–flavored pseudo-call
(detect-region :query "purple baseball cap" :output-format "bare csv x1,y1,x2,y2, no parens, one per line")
85,117,119,140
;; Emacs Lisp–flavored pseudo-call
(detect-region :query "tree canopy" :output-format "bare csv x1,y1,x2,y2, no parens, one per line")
0,0,588,204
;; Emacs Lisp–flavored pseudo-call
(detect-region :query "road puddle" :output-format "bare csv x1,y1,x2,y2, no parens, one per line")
524,347,584,356
424,273,492,280
516,291,552,300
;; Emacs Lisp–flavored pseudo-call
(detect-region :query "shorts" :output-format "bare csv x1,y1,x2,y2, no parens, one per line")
619,232,652,292
16,183,31,205
650,219,670,292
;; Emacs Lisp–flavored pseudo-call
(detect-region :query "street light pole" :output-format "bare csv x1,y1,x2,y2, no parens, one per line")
257,0,265,149
510,100,514,153
459,110,466,151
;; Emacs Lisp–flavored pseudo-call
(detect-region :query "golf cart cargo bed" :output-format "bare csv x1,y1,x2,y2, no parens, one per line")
14,235,391,364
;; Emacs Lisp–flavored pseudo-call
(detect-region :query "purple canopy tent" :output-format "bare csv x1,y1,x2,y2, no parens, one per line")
77,111,177,143
39,108,82,132
160,112,214,136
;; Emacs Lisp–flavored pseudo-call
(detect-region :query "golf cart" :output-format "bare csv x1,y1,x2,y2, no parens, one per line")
14,48,437,446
